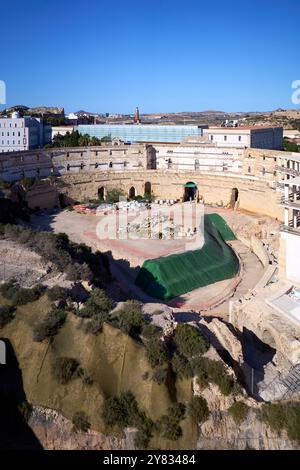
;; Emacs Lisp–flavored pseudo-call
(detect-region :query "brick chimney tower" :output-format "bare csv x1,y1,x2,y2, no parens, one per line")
134,106,140,124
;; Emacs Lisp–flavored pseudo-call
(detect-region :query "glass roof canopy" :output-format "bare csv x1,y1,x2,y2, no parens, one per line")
76,124,205,143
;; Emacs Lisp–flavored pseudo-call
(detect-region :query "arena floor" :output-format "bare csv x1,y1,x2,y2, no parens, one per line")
30,204,265,312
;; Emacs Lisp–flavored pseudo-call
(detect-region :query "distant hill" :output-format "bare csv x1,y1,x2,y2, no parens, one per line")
0,105,64,118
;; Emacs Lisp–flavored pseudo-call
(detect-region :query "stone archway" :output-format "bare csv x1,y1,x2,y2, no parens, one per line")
144,181,151,198
229,187,239,208
98,186,106,201
129,186,136,199
183,182,197,202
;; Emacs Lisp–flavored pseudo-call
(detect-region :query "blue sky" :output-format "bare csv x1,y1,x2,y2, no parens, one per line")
0,0,299,113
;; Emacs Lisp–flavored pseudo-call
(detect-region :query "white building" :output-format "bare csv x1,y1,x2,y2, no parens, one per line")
203,127,283,150
154,143,242,172
0,113,51,152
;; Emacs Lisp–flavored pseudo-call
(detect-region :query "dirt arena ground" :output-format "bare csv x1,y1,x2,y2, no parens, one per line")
30,204,266,313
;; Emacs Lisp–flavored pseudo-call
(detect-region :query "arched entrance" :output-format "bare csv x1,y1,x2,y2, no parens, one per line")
129,186,136,199
144,181,151,198
98,186,106,201
230,187,239,208
183,182,197,201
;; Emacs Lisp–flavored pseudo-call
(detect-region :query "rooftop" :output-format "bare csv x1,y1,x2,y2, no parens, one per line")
205,126,283,132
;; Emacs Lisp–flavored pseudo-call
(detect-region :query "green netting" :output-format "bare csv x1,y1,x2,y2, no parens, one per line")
204,213,236,241
135,214,239,300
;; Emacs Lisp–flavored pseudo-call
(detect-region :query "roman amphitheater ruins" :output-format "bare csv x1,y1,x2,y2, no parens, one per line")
1,134,300,399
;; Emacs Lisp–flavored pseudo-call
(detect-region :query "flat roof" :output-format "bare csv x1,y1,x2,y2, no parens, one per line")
204,126,282,132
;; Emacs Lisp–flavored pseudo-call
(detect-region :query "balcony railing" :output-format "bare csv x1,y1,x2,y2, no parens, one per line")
280,194,300,207
280,223,300,235
275,165,300,177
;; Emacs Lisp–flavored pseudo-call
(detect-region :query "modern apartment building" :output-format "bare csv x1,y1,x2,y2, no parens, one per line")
0,113,51,152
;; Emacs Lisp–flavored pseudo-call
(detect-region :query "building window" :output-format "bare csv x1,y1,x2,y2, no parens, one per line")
248,166,251,173
224,136,227,141
210,135,213,141
238,136,241,141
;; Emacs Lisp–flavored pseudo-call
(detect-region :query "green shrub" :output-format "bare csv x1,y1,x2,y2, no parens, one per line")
106,188,125,203
117,300,146,336
228,401,249,425
156,403,186,441
0,281,45,306
102,391,138,429
0,305,16,328
33,307,67,342
12,284,45,305
156,415,182,441
188,396,209,424
51,357,80,384
261,402,300,443
47,286,69,301
83,315,103,335
171,353,193,379
191,357,237,396
102,391,154,448
72,411,91,432
141,323,160,339
173,324,209,358
78,288,113,319
146,338,168,368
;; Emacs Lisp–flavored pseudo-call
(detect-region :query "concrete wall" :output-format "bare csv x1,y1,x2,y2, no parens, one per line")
279,231,300,284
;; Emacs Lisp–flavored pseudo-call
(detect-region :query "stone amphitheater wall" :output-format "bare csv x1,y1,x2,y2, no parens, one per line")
56,169,284,221
0,145,287,221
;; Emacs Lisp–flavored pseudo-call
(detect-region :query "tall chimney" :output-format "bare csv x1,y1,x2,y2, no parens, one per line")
134,106,140,124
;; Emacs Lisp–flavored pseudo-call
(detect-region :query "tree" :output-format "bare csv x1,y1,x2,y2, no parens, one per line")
33,307,67,342
47,286,69,302
188,396,209,424
145,338,168,368
117,300,146,337
171,353,193,379
106,188,125,203
173,324,209,358
228,401,249,425
156,403,186,441
78,288,113,319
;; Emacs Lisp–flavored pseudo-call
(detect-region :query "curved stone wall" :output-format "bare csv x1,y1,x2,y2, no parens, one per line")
55,169,283,221
0,146,284,221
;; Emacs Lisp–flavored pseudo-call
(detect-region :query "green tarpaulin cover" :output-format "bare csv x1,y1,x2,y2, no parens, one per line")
135,213,239,300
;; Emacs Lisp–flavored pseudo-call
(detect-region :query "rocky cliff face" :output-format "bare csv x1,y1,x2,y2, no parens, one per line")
29,407,129,450
29,402,298,451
